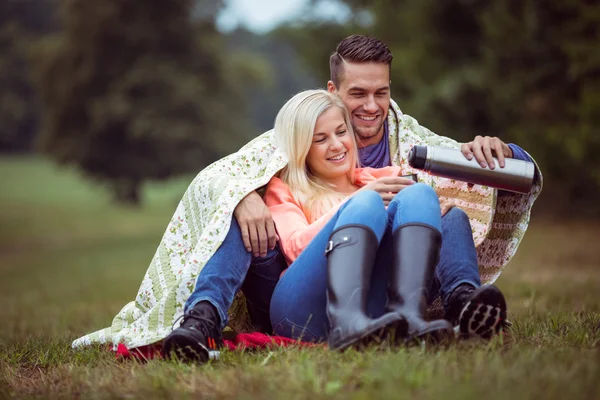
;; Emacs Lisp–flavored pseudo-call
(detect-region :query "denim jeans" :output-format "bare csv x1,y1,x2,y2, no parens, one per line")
269,184,480,342
184,218,286,332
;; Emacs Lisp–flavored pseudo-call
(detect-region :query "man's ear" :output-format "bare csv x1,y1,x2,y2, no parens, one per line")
327,81,337,93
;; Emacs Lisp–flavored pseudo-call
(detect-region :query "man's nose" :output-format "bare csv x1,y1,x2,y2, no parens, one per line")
363,95,378,113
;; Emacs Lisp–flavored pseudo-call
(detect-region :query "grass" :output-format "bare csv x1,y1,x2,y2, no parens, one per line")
1,156,599,399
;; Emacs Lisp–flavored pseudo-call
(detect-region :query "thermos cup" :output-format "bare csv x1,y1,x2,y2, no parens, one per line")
408,145,535,194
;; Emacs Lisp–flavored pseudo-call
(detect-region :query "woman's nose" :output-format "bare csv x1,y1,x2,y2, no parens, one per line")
329,136,344,150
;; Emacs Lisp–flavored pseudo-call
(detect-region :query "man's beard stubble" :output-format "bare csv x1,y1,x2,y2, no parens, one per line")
352,121,385,147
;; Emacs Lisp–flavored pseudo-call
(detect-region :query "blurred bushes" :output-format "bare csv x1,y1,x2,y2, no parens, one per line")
284,0,600,215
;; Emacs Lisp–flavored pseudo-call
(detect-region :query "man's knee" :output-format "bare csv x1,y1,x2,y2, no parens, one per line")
442,207,469,226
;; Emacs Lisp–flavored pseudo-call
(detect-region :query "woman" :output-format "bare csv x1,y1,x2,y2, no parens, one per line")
265,90,486,350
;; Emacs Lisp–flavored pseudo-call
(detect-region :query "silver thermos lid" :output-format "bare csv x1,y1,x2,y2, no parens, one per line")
408,145,535,194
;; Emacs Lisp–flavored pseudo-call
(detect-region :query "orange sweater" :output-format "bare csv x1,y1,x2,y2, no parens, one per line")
264,166,401,265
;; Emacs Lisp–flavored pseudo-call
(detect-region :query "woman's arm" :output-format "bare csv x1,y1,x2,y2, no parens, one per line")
264,178,344,264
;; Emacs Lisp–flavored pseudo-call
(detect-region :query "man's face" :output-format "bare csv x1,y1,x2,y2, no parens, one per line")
327,62,391,148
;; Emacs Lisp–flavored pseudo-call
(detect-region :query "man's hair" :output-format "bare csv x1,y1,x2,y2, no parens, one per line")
329,35,393,87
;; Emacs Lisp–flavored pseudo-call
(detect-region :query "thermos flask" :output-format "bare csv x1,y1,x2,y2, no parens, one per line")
408,145,535,194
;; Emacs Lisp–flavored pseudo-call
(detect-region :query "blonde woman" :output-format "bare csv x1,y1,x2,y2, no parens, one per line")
265,90,506,350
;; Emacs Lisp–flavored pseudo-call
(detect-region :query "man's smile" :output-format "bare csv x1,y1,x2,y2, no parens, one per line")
355,114,381,125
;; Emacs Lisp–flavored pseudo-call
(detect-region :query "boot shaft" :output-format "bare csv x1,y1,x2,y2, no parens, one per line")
388,224,442,315
325,224,408,349
325,224,379,312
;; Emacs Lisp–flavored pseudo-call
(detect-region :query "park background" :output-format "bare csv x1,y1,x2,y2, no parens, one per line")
1,0,599,398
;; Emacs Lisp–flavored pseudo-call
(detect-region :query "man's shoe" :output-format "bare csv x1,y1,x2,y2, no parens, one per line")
445,284,507,340
162,301,223,362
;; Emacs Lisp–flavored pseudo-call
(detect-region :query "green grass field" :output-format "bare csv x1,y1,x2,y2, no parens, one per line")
1,157,599,399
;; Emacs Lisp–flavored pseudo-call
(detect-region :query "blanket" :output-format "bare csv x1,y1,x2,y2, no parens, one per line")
72,99,543,351
115,333,319,361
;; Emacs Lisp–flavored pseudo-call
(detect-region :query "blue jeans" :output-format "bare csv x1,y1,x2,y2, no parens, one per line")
184,218,286,332
269,184,480,342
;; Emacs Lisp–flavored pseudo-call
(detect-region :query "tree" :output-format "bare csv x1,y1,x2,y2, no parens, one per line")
0,0,58,153
288,0,600,214
0,23,35,152
477,0,600,211
33,0,241,205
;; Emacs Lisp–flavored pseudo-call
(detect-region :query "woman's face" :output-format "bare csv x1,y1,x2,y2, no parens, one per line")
305,106,355,183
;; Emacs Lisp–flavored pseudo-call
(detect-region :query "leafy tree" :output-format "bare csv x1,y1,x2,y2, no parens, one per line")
0,0,58,153
33,0,241,205
289,0,600,214
0,23,35,152
477,0,600,210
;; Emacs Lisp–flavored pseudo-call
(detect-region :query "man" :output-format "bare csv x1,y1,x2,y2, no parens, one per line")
72,36,541,361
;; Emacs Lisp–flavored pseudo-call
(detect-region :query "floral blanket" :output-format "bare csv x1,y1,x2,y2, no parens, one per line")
72,100,542,350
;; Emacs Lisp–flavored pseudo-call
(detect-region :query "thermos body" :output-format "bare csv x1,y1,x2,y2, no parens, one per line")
408,145,535,194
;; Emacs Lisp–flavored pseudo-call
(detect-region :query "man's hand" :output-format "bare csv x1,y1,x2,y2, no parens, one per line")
461,135,513,169
233,191,277,258
359,176,415,205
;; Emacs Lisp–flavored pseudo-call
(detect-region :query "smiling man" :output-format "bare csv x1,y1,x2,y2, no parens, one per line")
328,55,391,149
73,35,542,363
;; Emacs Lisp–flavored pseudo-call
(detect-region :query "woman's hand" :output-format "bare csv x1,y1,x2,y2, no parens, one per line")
359,176,415,205
440,198,455,216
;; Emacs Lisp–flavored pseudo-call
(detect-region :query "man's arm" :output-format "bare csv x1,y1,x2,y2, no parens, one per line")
461,136,535,176
400,111,526,167
234,191,276,258
507,143,533,162
196,130,279,258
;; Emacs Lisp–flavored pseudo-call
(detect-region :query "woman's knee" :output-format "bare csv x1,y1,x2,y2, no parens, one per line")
335,190,387,240
342,190,387,230
394,182,437,203
390,183,439,212
389,183,441,230
350,189,385,208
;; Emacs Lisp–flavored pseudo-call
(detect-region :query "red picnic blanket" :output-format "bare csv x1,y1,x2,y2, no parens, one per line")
116,332,319,360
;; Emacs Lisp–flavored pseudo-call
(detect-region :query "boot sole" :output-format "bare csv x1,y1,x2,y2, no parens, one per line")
162,330,219,362
329,317,408,351
457,285,507,340
406,324,454,346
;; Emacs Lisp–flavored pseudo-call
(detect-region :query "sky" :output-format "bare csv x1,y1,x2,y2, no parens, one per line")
216,0,350,33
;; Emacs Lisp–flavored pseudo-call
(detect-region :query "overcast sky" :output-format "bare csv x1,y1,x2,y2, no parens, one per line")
216,0,350,33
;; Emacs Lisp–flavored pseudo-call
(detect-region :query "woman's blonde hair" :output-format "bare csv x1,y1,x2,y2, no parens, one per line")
274,89,359,221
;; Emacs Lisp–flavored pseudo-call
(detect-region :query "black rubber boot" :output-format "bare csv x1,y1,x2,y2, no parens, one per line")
387,224,453,342
326,225,407,350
